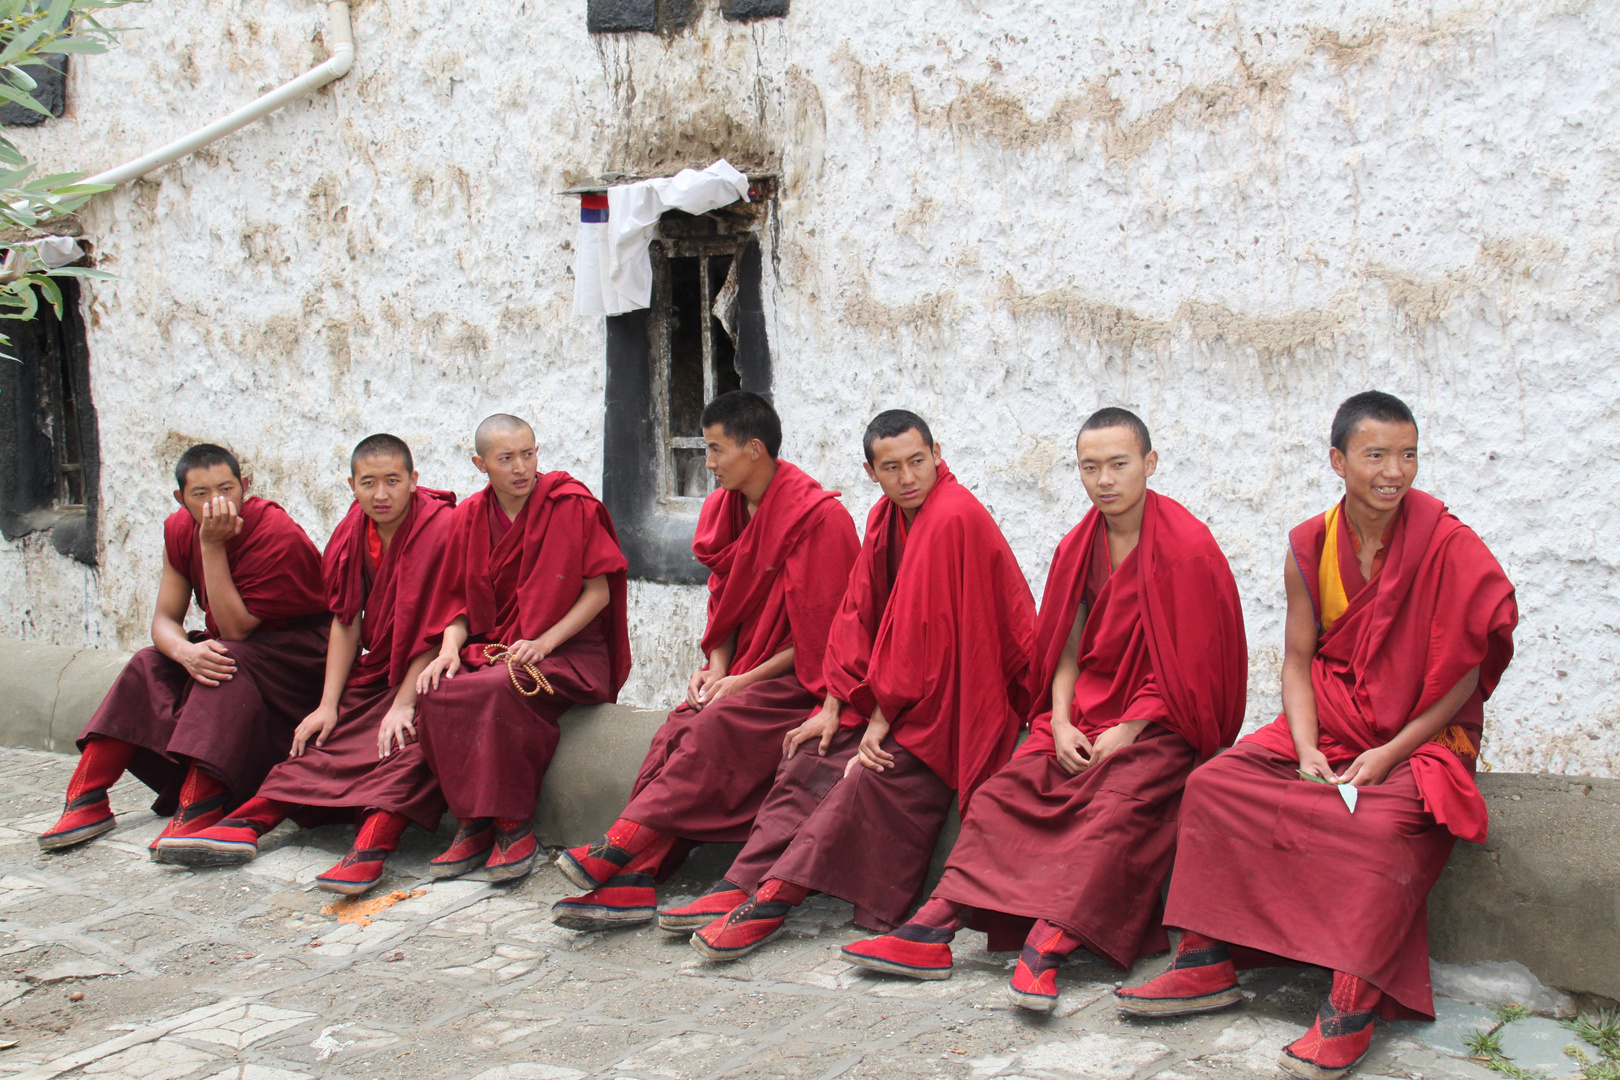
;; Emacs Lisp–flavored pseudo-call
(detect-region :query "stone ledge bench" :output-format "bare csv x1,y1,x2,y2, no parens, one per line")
1,638,1614,1003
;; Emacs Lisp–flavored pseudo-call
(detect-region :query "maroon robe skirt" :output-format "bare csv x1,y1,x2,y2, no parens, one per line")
416,632,613,822
1164,739,1456,1020
932,723,1195,969
622,673,818,843
78,622,329,816
255,678,446,831
724,729,955,932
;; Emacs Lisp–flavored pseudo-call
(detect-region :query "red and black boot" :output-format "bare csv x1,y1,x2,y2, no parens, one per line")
657,879,751,934
690,879,808,961
156,797,292,867
1008,921,1085,1012
39,737,136,851
148,765,229,860
842,898,968,981
430,818,495,879
555,818,674,892
551,871,659,931
1114,929,1243,1016
1278,971,1382,1080
317,810,410,896
485,818,538,882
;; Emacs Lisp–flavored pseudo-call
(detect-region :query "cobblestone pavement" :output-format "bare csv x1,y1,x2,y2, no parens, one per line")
0,748,1506,1080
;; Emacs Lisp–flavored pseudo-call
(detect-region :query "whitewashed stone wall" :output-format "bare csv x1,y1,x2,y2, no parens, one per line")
2,0,1614,775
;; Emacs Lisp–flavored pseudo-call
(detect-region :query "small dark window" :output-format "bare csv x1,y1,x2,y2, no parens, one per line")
0,276,100,564
603,207,771,583
586,0,783,33
0,55,67,127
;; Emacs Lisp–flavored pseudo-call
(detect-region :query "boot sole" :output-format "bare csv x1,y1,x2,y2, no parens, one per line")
316,875,383,897
1008,984,1060,1013
841,948,952,981
554,850,603,893
657,910,731,934
38,816,116,851
485,852,537,882
429,851,492,879
1114,986,1243,1017
551,905,656,932
151,839,258,868
689,923,785,962
1277,1048,1365,1080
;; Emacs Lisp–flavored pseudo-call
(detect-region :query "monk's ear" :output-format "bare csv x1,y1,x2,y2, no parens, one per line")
1143,449,1158,479
239,474,251,494
346,474,359,498
931,442,943,463
863,461,879,484
471,453,488,476
172,489,186,509
1328,447,1348,480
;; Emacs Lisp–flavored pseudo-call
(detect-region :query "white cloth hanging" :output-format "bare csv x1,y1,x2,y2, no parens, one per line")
572,159,750,317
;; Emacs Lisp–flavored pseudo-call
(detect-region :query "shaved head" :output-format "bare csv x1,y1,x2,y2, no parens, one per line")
474,413,535,457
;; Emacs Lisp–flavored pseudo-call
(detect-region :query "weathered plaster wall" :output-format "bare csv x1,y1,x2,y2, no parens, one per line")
2,0,1614,773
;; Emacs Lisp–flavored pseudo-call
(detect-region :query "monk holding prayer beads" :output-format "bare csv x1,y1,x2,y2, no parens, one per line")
1115,392,1518,1080
551,392,859,930
157,435,455,895
39,444,328,853
412,414,630,884
841,408,1248,1012
664,410,1036,960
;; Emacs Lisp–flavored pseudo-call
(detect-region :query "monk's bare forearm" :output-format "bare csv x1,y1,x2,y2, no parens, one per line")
317,618,362,711
392,651,436,710
438,617,470,659
151,560,201,660
1049,602,1088,730
708,630,739,678
539,575,610,651
742,646,795,685
1380,666,1481,763
1281,657,1320,755
198,542,260,641
1280,553,1324,758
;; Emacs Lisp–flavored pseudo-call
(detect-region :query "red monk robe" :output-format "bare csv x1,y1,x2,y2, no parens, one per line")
927,490,1247,969
415,474,630,825
705,464,1035,933
1160,489,1516,1021
621,461,859,843
252,487,458,829
79,497,329,815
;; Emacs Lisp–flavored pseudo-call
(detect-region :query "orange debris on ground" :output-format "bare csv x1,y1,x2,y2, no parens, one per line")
320,889,426,926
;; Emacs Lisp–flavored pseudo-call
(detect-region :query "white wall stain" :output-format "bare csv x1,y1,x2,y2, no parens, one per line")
0,0,1613,776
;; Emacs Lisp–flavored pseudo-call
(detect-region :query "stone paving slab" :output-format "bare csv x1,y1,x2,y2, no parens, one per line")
0,748,1576,1080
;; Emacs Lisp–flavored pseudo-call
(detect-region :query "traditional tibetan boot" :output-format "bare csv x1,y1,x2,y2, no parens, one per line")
430,818,495,879
1278,971,1382,1080
690,879,808,961
551,871,659,931
38,737,136,851
1008,921,1085,1012
657,880,751,934
155,797,292,867
555,818,674,892
841,898,968,980
148,765,229,859
1114,929,1243,1016
484,818,538,882
316,810,409,896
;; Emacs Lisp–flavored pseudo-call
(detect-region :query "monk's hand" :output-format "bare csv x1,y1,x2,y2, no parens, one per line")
689,665,726,709
290,704,339,757
847,715,895,776
179,639,237,686
377,703,418,759
1339,745,1398,787
507,638,548,666
417,650,461,695
198,495,243,549
1051,719,1093,776
1296,747,1339,784
1080,718,1148,770
784,703,840,759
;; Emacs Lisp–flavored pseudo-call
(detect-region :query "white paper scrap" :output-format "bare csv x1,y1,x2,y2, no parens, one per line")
1339,783,1358,813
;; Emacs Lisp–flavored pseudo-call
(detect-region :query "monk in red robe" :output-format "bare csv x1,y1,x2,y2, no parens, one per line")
665,410,1036,961
156,435,456,894
39,444,329,853
550,391,859,930
1116,392,1517,1080
412,414,631,883
842,408,1248,1011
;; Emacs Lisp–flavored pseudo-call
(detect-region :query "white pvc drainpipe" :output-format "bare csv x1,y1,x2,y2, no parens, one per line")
82,1,354,188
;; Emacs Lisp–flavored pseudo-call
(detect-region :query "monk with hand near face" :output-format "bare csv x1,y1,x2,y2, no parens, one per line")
40,444,329,854
550,391,859,931
413,414,631,884
157,435,456,894
842,408,1248,1011
665,410,1036,961
1116,392,1517,1080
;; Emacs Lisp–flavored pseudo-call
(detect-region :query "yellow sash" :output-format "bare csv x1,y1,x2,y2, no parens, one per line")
1318,504,1350,633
